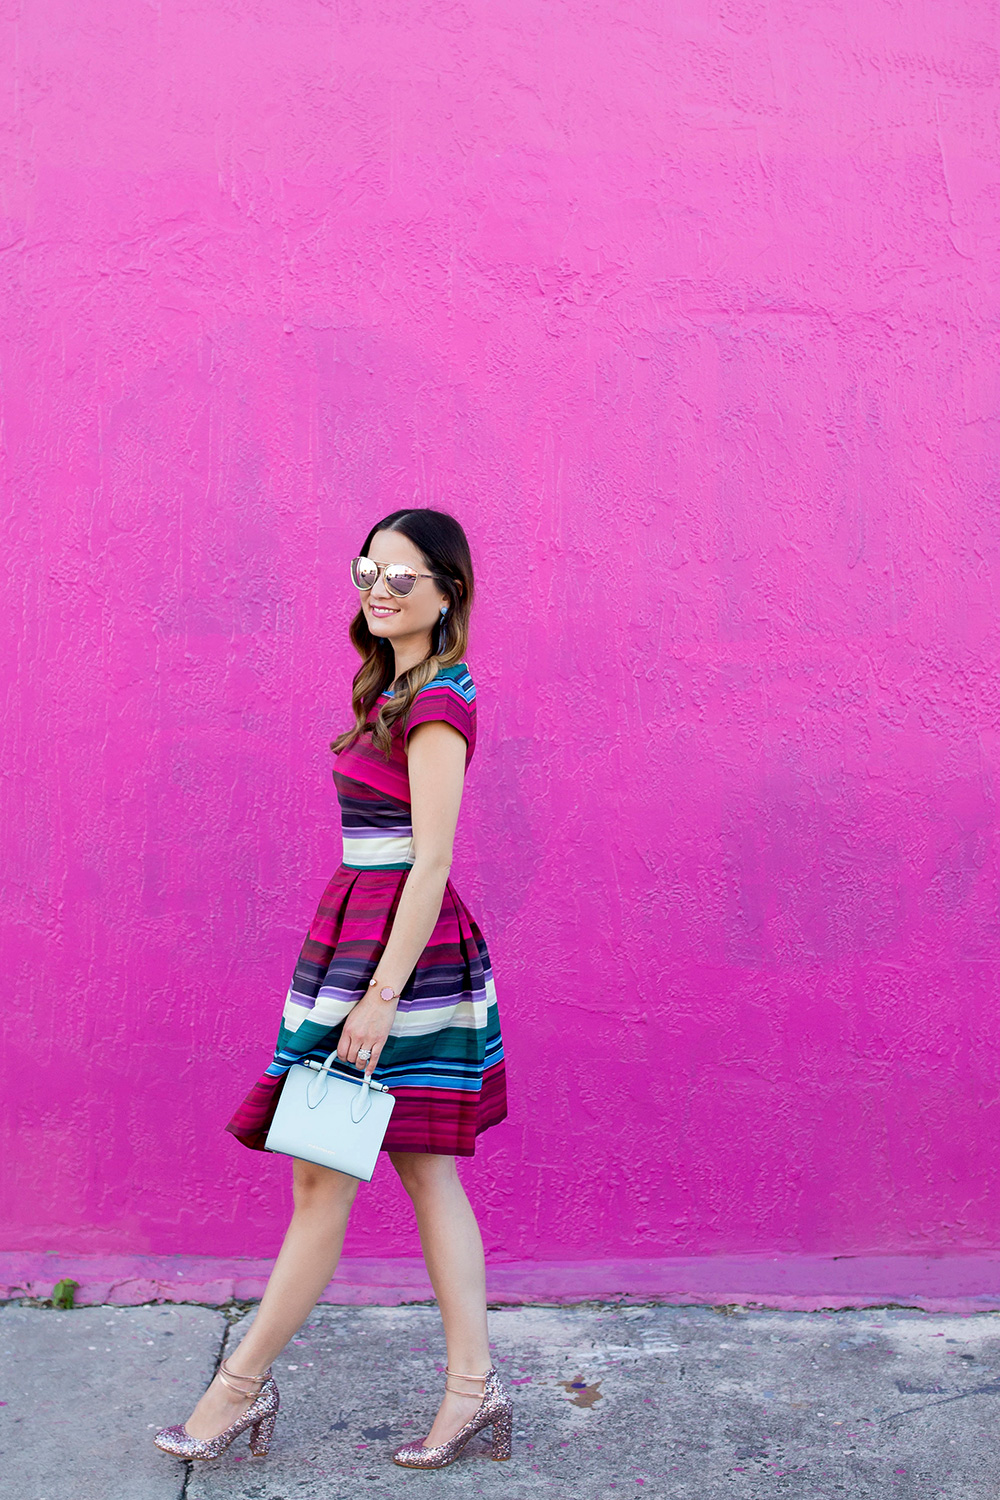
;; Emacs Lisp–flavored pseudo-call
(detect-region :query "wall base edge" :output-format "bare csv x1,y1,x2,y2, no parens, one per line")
3,1251,1000,1313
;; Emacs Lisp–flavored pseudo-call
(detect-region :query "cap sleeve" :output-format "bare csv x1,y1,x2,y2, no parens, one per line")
403,665,477,766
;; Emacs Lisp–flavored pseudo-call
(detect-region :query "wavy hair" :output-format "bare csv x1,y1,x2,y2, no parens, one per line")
331,508,474,760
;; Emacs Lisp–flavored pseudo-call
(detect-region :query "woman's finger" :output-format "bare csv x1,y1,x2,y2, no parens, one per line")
362,1039,384,1078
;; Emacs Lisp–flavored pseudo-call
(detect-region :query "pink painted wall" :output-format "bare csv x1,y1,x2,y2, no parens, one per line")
2,1,999,1267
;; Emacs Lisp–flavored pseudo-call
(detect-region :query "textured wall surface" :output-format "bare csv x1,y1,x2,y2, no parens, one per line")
2,1,999,1266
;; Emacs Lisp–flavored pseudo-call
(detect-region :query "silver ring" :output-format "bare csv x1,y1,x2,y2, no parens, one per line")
357,1048,372,1062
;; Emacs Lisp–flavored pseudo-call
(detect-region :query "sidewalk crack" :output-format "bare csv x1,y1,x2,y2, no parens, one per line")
178,1318,233,1500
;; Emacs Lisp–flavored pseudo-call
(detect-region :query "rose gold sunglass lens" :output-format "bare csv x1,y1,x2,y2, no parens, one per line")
383,566,417,596
350,558,418,596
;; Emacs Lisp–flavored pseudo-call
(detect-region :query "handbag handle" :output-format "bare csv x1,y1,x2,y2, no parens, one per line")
304,1049,389,1119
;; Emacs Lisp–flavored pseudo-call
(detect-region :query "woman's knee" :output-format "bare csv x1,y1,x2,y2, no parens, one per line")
292,1158,360,1211
389,1151,458,1200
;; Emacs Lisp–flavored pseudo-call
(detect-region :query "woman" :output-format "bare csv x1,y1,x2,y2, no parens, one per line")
153,509,511,1470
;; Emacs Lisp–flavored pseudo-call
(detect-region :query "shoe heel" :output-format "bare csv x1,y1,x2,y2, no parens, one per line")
490,1406,513,1461
248,1411,277,1457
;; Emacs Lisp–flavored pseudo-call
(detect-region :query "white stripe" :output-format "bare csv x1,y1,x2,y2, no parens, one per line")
282,994,355,1031
388,1000,490,1036
342,832,414,867
281,991,497,1036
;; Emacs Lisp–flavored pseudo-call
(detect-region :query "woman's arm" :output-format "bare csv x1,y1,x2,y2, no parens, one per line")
337,718,468,1074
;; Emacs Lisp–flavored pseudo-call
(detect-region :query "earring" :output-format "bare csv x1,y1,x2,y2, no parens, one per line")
435,606,449,655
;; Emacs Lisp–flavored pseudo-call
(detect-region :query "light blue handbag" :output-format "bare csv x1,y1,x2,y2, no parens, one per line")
264,1049,395,1182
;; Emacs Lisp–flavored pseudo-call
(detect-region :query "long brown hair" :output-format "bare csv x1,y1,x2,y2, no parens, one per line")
331,509,474,760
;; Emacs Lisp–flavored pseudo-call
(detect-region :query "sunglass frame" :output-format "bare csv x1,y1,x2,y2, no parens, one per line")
350,556,436,598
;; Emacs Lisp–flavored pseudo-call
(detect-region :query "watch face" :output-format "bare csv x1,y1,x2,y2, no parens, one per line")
380,986,395,1002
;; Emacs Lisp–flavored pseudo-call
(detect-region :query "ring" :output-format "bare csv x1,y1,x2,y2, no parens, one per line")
357,1048,372,1062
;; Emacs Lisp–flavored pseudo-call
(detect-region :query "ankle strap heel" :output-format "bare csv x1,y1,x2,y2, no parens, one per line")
152,1359,280,1463
392,1366,514,1470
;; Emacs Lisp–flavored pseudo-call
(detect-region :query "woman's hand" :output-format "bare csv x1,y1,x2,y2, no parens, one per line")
337,990,398,1076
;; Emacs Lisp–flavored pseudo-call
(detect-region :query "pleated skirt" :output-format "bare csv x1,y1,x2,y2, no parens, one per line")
226,864,507,1156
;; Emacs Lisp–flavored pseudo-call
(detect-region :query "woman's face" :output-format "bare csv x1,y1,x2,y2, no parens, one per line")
359,529,450,651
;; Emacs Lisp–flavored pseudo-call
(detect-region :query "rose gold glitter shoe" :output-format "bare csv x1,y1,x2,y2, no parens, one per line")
391,1366,513,1469
153,1357,280,1461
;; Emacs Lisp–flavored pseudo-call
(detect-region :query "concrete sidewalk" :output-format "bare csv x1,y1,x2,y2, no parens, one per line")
2,1300,999,1499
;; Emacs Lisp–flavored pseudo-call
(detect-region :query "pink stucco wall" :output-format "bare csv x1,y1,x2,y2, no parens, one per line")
2,2,999,1270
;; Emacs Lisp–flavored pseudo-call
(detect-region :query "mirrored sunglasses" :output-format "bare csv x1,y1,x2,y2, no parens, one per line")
350,556,435,598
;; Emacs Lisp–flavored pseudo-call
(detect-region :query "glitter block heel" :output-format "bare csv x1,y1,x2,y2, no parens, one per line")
490,1405,513,1461
153,1358,280,1462
248,1409,278,1457
391,1367,514,1470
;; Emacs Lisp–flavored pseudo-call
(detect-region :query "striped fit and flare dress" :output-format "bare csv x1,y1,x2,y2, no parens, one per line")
226,661,507,1157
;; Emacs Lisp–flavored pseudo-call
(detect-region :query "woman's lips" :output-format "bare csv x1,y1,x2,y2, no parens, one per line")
369,604,400,618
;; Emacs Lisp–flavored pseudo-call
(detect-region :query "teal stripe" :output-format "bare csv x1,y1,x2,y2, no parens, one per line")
342,861,412,871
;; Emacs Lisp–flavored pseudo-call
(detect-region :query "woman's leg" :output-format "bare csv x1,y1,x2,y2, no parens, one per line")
389,1151,492,1448
183,1158,360,1440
